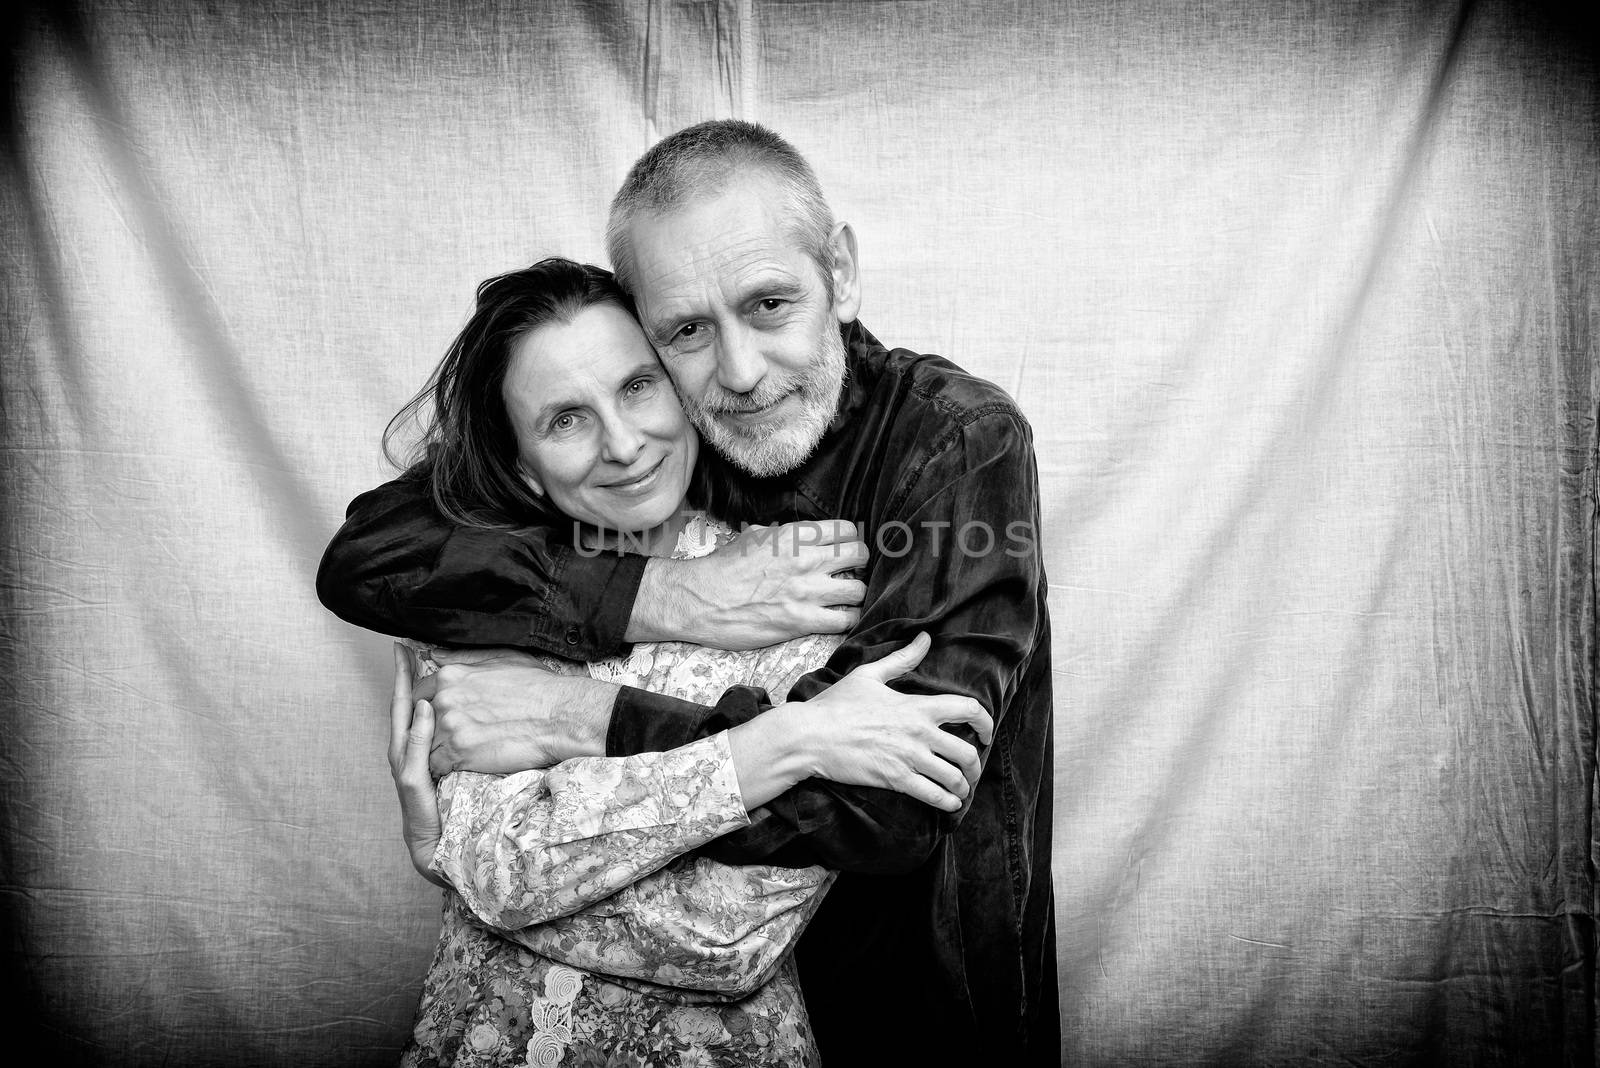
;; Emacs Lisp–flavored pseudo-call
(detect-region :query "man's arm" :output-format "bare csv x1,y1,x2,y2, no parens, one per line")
317,475,644,657
627,520,867,648
318,477,866,654
609,410,1048,874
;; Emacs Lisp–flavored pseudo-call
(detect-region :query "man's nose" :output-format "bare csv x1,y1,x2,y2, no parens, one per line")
715,323,768,395
599,415,646,464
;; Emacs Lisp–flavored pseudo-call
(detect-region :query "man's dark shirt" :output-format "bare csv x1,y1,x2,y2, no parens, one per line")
318,320,1058,1065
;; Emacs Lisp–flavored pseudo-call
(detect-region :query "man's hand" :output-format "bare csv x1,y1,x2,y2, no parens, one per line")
783,632,994,812
628,520,869,649
388,644,445,886
414,647,615,776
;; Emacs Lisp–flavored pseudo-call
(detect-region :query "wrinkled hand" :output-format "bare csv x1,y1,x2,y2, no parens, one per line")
413,647,610,776
388,644,445,887
799,632,993,812
634,520,869,649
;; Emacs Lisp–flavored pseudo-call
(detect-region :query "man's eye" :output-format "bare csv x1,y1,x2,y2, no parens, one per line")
666,322,711,353
551,413,578,432
756,299,785,313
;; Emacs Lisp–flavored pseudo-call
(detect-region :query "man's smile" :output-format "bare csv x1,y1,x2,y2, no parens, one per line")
720,389,796,428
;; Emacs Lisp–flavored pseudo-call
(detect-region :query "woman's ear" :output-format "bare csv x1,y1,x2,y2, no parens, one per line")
517,463,544,498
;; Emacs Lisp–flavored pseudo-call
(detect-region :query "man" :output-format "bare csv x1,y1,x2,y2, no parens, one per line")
319,120,1056,1064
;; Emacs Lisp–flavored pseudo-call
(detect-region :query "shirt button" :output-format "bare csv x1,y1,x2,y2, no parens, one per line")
565,627,580,646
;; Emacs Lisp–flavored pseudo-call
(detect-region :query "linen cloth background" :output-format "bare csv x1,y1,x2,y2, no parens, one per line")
2,1,1595,1064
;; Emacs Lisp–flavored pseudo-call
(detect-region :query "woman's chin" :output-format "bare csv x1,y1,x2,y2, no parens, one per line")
575,502,690,555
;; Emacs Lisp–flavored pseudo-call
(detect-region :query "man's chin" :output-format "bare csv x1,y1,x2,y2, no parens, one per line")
690,390,834,477
711,427,821,478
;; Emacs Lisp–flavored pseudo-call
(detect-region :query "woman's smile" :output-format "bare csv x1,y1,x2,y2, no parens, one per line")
598,456,666,492
502,301,698,537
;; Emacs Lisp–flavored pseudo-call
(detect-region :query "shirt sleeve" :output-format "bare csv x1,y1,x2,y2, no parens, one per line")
606,410,1047,874
429,733,750,930
315,474,646,657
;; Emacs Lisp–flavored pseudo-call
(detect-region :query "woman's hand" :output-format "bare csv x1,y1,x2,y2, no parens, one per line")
388,643,446,887
727,632,994,814
794,633,993,812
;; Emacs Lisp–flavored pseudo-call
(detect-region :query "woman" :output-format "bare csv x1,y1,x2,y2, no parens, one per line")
385,259,983,1067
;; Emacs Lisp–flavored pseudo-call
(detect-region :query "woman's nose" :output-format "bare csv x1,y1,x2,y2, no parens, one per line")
600,416,646,464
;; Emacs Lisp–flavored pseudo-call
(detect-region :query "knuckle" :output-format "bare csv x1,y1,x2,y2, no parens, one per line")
816,613,850,635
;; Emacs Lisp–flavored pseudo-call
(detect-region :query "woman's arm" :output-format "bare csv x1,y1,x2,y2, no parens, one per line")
430,740,752,930
388,640,990,942
392,646,751,926
497,860,836,998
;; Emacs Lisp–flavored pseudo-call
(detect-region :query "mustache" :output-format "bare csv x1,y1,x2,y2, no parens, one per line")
693,375,806,415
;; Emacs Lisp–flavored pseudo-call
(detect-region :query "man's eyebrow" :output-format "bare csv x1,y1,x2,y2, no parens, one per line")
751,276,806,298
647,272,808,344
645,314,687,347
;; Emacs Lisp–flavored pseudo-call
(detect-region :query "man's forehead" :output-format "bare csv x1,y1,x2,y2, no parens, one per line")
629,189,810,314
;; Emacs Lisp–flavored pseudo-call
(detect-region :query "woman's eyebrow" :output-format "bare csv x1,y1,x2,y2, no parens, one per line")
526,391,580,428
622,358,662,377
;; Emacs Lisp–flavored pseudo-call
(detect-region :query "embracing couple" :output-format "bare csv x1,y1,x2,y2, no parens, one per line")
318,120,1056,1067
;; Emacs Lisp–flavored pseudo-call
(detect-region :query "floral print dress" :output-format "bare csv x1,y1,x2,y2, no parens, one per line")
403,515,843,1068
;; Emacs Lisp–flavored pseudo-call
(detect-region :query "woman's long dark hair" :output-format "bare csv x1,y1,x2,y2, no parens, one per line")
385,258,635,529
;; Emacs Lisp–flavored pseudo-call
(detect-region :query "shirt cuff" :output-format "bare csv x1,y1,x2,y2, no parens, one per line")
528,547,648,658
607,683,770,757
697,731,751,831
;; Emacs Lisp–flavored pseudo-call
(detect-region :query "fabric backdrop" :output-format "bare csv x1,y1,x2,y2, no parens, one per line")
2,1,1595,1064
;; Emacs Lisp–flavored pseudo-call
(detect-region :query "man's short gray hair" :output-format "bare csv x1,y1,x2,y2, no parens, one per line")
606,119,836,297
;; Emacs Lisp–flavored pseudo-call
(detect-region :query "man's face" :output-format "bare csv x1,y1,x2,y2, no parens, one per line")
625,177,850,478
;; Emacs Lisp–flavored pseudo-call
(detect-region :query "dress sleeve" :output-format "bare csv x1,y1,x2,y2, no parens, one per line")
315,474,646,657
496,860,835,998
430,733,750,929
611,411,1048,875
482,634,842,995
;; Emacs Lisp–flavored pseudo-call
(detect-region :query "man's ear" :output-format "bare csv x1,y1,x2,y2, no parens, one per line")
829,221,862,324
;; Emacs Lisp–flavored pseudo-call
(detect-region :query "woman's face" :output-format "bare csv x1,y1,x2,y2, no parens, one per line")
502,302,697,535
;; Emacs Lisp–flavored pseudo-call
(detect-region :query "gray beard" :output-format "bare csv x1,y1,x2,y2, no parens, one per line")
683,326,847,479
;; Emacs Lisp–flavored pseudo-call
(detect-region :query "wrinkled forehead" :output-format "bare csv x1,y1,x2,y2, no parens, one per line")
502,302,660,414
630,188,810,301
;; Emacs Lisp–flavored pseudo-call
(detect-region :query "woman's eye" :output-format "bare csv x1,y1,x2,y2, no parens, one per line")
551,413,577,432
626,377,652,395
